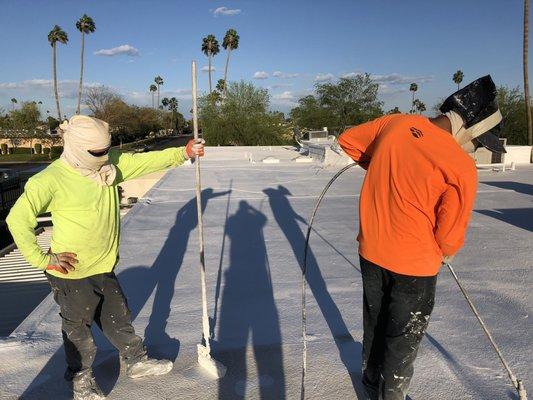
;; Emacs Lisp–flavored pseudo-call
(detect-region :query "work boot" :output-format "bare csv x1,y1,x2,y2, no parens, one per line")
72,370,105,400
126,357,173,379
362,372,379,400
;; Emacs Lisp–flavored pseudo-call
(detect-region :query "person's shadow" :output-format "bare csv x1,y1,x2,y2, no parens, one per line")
215,201,286,399
119,188,230,359
20,188,228,399
263,185,365,398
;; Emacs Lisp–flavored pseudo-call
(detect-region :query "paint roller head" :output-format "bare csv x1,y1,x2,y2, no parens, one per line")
197,344,227,379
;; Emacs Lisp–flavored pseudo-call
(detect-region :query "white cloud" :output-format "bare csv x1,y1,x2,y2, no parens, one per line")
0,79,100,100
201,65,216,72
341,72,363,79
314,73,334,82
253,71,269,79
272,91,298,108
378,84,408,95
371,73,433,85
273,91,295,100
272,71,299,79
213,7,241,16
94,44,140,57
269,83,293,89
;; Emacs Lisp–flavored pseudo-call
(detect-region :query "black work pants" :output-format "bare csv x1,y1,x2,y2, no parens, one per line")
46,272,146,377
360,256,437,400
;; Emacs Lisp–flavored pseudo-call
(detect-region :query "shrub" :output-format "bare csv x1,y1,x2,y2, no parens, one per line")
50,146,63,157
34,143,42,154
11,147,32,154
1,143,7,155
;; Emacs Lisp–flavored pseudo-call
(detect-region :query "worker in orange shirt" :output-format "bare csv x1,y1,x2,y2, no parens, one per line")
338,76,504,400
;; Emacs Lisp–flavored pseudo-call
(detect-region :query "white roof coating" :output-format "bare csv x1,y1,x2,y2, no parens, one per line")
0,146,531,399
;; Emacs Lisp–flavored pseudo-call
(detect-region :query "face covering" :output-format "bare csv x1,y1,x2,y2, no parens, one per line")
59,115,117,186
444,110,501,154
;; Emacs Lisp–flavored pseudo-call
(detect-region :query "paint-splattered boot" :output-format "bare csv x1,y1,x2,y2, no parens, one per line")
72,370,105,400
126,357,173,379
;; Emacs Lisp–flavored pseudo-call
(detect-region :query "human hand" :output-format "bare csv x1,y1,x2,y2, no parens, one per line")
185,139,205,159
47,252,78,274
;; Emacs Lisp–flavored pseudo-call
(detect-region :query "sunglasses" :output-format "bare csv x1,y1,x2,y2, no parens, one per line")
87,147,110,157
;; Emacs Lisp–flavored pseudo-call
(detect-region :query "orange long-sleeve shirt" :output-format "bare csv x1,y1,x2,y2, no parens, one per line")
339,114,477,276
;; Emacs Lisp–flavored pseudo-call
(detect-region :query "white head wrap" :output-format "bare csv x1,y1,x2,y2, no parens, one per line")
444,109,502,154
59,115,116,185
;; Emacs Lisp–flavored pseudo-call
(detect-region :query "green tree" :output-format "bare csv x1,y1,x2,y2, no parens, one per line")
154,76,164,108
453,70,464,90
216,79,226,93
202,34,220,93
413,99,426,114
10,98,17,111
76,14,96,114
48,25,69,121
200,81,290,145
409,83,418,113
149,84,157,108
222,29,239,94
161,97,170,108
497,86,529,145
289,95,335,129
315,73,383,128
387,106,401,114
10,102,41,130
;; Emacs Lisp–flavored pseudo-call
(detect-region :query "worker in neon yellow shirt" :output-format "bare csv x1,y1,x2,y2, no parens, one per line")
7,115,205,400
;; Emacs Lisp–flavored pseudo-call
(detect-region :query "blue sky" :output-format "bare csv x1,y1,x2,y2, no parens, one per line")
0,0,530,118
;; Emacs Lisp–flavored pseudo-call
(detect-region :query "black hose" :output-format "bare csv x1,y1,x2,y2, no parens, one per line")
300,162,357,400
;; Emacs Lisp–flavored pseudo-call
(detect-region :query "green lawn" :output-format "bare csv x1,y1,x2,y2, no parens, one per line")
0,154,57,162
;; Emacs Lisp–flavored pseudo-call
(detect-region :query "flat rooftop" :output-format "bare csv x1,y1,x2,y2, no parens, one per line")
0,146,531,399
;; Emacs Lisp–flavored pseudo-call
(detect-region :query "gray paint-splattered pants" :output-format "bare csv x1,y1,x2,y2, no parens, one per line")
360,257,437,400
46,272,146,378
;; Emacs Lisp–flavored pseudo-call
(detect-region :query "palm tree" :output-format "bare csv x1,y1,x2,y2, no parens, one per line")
222,29,239,94
75,15,96,115
161,97,170,109
168,97,178,112
216,79,226,93
201,34,220,93
149,84,157,108
453,70,464,90
168,97,178,130
524,0,532,148
48,25,69,121
409,83,418,113
414,99,426,115
10,98,17,111
154,76,164,108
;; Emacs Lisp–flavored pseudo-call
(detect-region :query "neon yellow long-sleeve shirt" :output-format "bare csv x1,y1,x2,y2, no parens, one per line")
6,147,188,279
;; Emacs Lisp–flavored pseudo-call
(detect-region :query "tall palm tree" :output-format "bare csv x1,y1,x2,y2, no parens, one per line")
201,34,220,93
216,79,226,93
414,99,426,115
168,97,178,112
154,76,164,108
168,97,178,130
161,97,170,109
524,0,532,148
453,70,464,90
75,14,96,115
409,83,418,113
149,84,157,108
10,98,17,111
222,29,239,94
48,25,69,121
